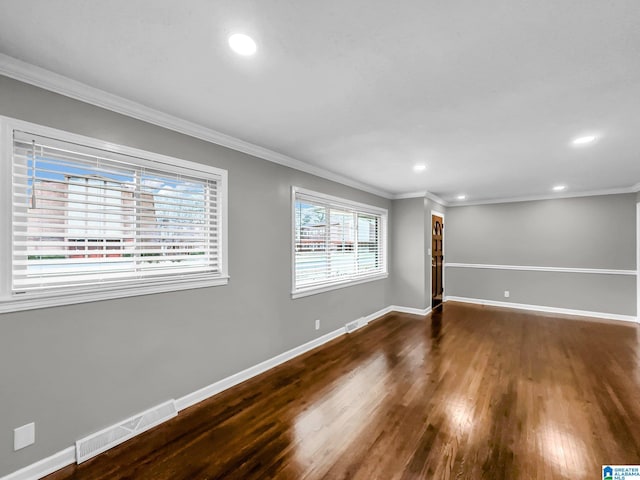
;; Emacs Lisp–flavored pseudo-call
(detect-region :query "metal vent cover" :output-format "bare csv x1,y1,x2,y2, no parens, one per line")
75,400,177,463
346,317,368,333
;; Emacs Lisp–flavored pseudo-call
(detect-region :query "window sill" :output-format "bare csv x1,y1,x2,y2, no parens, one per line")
291,273,388,299
0,276,229,314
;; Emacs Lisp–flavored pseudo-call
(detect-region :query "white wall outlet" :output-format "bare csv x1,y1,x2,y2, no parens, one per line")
427,248,432,255
315,319,320,330
504,290,510,298
14,422,35,451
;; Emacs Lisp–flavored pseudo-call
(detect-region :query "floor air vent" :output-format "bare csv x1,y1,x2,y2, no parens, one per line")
345,317,368,333
75,399,177,463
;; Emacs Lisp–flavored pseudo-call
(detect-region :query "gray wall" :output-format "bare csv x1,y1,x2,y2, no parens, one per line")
388,197,446,310
1,73,637,477
0,76,393,476
445,195,638,315
390,198,425,309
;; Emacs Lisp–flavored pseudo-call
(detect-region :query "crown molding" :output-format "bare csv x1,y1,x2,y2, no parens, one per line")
424,191,449,206
390,185,639,207
449,185,639,207
0,54,393,200
392,190,450,206
1,54,637,207
393,191,428,200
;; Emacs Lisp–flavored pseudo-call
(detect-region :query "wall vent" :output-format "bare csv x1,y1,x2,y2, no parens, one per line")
345,317,368,333
75,399,177,463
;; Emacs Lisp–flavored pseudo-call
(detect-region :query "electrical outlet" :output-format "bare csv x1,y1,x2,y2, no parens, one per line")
14,422,35,451
504,290,510,298
315,319,320,330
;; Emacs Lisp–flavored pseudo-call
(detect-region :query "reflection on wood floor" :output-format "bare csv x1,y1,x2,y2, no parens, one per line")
45,302,640,479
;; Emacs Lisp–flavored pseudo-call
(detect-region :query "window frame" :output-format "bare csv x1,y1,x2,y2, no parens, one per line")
291,186,388,299
0,116,228,313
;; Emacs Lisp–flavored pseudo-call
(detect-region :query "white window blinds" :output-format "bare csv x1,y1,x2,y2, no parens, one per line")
293,188,387,296
11,130,225,294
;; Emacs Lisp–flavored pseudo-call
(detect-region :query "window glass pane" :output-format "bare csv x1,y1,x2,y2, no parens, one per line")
357,214,379,272
295,200,328,287
24,160,137,282
12,130,223,294
138,172,210,270
293,190,386,295
329,208,356,279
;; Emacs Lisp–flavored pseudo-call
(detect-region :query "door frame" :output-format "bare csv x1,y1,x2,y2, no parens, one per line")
636,201,639,323
431,209,446,304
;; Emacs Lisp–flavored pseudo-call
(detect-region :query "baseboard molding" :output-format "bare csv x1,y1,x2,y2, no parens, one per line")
176,304,396,412
445,296,638,323
1,304,408,480
175,325,346,411
390,305,432,316
364,305,395,322
3,296,636,479
2,447,76,480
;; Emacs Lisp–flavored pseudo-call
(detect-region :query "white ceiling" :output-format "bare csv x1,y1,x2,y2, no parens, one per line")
0,0,639,202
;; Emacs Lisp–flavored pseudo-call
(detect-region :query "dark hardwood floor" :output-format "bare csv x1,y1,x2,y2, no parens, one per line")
45,302,640,479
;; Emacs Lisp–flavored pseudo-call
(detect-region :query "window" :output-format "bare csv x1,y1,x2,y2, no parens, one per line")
0,117,228,312
292,187,387,298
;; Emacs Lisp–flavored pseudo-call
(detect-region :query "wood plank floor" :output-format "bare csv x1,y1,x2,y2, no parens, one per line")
45,302,640,479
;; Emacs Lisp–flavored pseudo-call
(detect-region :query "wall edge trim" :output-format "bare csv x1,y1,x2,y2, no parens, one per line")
1,447,76,480
444,296,638,323
0,304,401,480
5,298,635,479
173,324,350,411
444,263,637,276
389,305,432,316
0,56,636,209
0,53,392,200
447,186,638,206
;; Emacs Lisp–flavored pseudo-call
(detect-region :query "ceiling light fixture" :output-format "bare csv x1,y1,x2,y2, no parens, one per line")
552,185,566,192
457,194,466,200
571,135,597,146
413,164,427,172
228,34,257,56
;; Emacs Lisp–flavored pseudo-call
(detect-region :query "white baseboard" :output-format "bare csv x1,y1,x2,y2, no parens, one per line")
364,305,395,322
389,305,432,316
1,304,407,480
12,297,635,480
175,325,346,411
176,305,396,412
445,296,638,323
2,447,76,480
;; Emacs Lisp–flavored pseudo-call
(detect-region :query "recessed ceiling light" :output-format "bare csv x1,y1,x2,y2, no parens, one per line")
571,135,597,146
552,185,566,192
228,34,257,56
413,164,427,172
457,194,466,200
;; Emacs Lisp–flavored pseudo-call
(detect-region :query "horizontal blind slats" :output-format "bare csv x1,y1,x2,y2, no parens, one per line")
12,130,222,293
294,193,385,291
12,202,217,221
14,240,214,249
13,189,215,209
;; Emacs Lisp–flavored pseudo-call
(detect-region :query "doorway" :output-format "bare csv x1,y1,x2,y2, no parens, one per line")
431,213,444,308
